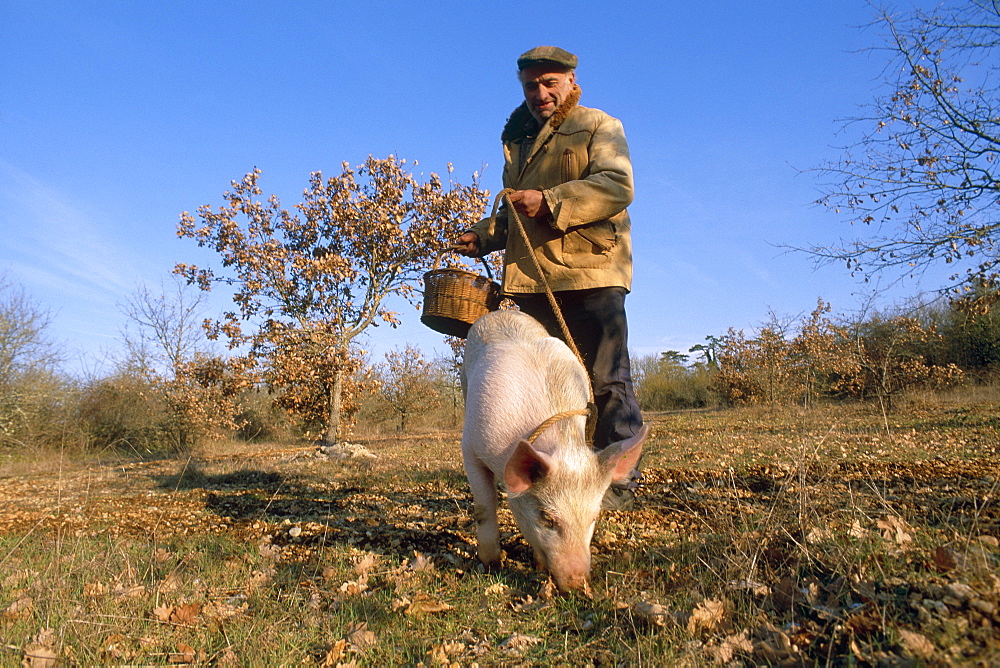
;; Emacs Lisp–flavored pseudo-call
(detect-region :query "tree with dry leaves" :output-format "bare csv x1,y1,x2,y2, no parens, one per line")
176,156,488,443
374,345,442,433
713,317,797,406
835,311,964,408
712,301,964,408
809,1,1000,311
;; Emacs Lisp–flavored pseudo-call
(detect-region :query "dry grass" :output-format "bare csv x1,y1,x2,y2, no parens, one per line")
1,398,998,665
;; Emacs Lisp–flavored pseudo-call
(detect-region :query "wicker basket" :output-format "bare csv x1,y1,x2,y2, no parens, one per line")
421,253,502,338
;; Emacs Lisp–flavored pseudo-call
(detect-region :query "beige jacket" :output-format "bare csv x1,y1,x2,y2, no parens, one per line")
470,86,635,294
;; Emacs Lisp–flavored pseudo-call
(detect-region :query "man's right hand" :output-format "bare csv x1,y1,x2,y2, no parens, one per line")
455,231,481,257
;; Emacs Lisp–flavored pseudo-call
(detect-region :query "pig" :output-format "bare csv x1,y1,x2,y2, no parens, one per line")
461,309,648,594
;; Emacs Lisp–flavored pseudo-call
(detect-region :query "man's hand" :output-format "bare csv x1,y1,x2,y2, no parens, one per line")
508,189,550,218
455,231,481,257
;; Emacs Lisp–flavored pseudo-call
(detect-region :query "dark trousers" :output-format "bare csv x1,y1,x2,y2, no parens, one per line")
511,287,643,451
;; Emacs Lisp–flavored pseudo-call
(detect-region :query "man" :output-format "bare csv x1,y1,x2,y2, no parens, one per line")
455,45,643,509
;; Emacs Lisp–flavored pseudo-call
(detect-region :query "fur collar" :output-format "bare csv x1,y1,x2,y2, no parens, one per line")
501,85,582,142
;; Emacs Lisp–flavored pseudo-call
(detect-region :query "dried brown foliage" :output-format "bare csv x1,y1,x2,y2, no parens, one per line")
1,400,997,664
161,354,256,447
373,345,443,432
714,299,963,407
175,156,488,442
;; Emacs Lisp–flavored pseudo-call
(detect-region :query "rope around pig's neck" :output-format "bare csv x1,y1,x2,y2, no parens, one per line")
487,189,598,443
525,408,593,445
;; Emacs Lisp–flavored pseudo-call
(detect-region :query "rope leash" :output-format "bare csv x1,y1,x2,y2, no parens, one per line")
492,188,587,381
485,189,598,443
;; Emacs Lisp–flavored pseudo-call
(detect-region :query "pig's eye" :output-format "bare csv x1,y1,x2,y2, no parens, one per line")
538,510,557,529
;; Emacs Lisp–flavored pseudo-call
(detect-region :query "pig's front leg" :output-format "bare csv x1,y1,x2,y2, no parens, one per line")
465,457,501,568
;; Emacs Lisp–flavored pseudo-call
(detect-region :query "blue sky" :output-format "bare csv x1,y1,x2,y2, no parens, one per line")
1,0,954,375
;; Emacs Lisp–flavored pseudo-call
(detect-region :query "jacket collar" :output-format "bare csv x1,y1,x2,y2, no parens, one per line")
501,84,582,142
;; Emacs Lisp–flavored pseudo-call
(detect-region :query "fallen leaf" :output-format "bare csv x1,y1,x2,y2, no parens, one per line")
499,633,541,652
634,600,670,628
338,578,369,596
4,596,34,620
114,584,147,598
426,644,450,665
22,644,58,668
933,545,966,572
849,520,870,539
806,527,833,544
215,647,240,666
168,642,196,664
484,582,512,597
101,633,131,662
427,640,466,664
898,629,936,659
158,571,183,593
353,552,379,576
321,639,349,667
688,598,726,635
538,577,559,600
248,566,276,589
153,603,203,625
171,603,202,624
877,515,912,546
346,622,377,649
712,630,753,664
771,577,799,612
258,543,281,560
203,598,249,621
84,582,107,597
408,551,435,572
396,593,453,616
752,623,798,664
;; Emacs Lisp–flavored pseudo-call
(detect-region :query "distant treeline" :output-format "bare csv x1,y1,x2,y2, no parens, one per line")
632,298,1000,411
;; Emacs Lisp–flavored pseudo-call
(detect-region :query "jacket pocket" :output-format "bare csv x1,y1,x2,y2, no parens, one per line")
561,220,617,268
560,148,579,182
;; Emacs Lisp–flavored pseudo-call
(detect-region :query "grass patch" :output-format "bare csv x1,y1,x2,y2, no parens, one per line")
1,400,998,664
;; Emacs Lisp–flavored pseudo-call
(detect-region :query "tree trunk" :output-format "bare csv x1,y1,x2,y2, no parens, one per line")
323,370,343,444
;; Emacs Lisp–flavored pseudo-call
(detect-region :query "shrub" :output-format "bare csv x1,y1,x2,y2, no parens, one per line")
633,351,716,411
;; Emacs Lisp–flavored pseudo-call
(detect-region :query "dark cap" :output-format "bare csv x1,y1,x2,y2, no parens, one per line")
517,45,578,71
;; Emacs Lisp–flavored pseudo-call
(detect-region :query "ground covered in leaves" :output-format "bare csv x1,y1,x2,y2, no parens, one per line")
1,398,998,665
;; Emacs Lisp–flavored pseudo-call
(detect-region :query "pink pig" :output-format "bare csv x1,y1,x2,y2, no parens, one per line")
461,310,647,594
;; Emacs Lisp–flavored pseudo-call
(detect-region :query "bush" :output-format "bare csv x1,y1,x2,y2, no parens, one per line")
632,351,717,411
0,370,83,451
77,374,170,454
235,388,292,442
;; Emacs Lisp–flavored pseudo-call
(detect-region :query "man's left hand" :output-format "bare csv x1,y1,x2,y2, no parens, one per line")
508,189,550,218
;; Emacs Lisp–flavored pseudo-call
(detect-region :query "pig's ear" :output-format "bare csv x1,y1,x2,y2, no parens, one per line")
505,440,553,495
599,425,649,483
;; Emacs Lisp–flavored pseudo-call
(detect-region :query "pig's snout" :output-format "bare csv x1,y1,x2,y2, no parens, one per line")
553,571,592,596
547,551,593,596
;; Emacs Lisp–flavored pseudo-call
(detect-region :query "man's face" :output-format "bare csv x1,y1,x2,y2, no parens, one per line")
519,64,576,124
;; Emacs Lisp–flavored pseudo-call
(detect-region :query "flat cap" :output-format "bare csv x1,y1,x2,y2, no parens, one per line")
517,45,578,71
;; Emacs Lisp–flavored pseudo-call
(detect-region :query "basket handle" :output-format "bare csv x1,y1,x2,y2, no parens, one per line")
437,247,495,281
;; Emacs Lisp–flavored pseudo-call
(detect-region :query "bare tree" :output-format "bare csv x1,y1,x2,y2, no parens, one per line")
0,274,60,384
118,274,211,379
809,1,1000,310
